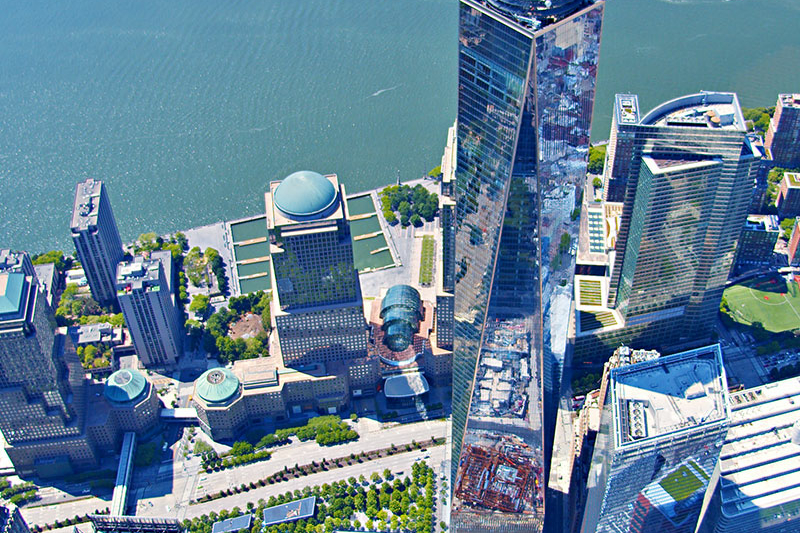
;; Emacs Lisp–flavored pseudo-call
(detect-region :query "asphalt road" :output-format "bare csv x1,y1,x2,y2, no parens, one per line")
20,419,447,528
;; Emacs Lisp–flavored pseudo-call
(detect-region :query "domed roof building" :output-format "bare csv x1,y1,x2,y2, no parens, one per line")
102,368,161,433
273,171,339,220
195,368,241,405
104,369,148,404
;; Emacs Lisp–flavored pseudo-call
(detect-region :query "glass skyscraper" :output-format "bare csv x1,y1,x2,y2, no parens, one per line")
450,1,604,531
580,344,729,533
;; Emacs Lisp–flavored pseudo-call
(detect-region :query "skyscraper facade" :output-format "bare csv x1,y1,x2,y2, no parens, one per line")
71,179,124,306
451,1,604,531
765,93,800,170
574,92,762,356
265,171,367,367
116,256,182,367
0,269,97,475
581,344,729,533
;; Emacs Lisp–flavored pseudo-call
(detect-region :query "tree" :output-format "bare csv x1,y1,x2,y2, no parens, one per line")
398,201,411,217
383,209,397,224
190,294,211,316
587,145,606,174
592,177,602,188
428,165,441,177
409,214,422,227
31,250,67,271
780,217,796,240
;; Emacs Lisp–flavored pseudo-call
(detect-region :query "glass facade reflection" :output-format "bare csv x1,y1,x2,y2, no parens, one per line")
451,1,604,531
581,345,729,533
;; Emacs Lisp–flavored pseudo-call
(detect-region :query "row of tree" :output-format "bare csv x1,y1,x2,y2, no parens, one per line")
184,461,437,533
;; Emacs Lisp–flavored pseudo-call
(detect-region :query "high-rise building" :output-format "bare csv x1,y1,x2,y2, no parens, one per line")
574,92,762,357
265,171,367,367
71,179,124,305
116,256,182,367
581,344,729,533
765,93,800,170
713,377,800,533
451,1,605,531
0,269,97,475
733,214,779,274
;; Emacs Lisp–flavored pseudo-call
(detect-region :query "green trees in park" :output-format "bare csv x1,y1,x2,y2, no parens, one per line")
380,184,439,227
780,217,796,240
189,294,210,316
31,250,69,271
184,461,438,533
200,291,271,363
742,106,775,134
588,144,606,174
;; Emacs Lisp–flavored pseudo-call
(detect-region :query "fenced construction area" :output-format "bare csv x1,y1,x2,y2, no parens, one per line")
723,274,800,333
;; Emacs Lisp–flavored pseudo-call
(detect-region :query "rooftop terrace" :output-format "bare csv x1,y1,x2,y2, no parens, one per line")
612,344,728,447
640,91,745,132
465,0,599,32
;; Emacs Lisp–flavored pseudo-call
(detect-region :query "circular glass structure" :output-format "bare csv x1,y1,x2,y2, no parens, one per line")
380,285,423,353
195,368,240,404
104,368,148,404
273,170,338,219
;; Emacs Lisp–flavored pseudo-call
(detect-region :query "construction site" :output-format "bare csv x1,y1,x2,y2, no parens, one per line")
454,432,543,514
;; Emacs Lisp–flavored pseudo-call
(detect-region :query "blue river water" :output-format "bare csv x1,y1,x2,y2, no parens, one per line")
1,0,799,252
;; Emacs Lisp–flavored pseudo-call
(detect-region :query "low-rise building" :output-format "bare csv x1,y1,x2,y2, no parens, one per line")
192,359,350,441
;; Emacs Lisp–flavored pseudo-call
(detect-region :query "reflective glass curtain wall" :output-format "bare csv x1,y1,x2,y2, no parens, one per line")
451,2,604,532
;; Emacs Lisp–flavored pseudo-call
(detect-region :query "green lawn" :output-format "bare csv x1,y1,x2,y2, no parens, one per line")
723,274,800,333
419,235,434,286
659,465,703,501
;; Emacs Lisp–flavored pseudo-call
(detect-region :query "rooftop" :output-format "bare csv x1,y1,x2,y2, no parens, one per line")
615,94,639,125
640,91,745,132
211,515,252,533
467,0,598,31
384,372,430,398
116,256,164,293
104,369,148,404
273,171,338,220
71,178,104,230
195,368,240,404
778,93,800,109
785,172,800,188
612,344,728,447
743,214,780,232
719,377,800,521
263,496,316,526
0,272,25,317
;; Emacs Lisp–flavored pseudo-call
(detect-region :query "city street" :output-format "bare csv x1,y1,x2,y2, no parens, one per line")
19,419,447,528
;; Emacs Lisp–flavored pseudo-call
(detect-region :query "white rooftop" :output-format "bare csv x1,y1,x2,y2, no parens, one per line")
719,377,800,521
612,344,728,447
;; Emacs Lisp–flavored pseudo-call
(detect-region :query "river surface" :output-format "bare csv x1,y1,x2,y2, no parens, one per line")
2,0,799,252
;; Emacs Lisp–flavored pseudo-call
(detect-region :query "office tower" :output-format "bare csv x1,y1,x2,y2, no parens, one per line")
765,93,800,169
0,268,96,475
575,92,762,356
733,214,779,274
451,1,604,531
71,179,124,305
265,170,367,367
713,377,800,533
116,256,182,367
0,504,31,533
437,122,456,351
776,171,800,217
581,344,729,533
